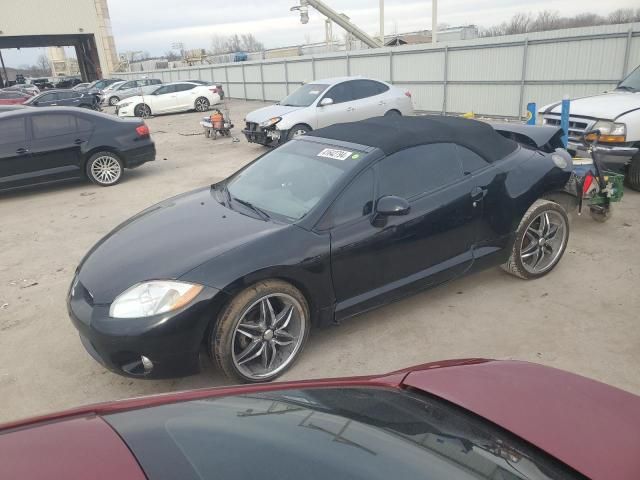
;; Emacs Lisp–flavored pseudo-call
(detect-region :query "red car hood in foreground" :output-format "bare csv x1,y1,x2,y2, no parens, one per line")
1,359,639,480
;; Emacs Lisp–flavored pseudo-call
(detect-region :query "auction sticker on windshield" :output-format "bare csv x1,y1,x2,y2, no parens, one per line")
317,148,353,161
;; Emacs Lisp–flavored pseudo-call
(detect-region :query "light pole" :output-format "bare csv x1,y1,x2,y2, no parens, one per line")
432,0,438,43
379,0,384,46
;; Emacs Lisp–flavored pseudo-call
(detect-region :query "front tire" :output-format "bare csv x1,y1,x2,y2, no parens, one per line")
108,96,119,106
626,153,640,191
195,97,210,112
211,280,310,383
287,124,311,141
86,151,123,186
134,103,151,118
384,109,402,116
502,199,569,279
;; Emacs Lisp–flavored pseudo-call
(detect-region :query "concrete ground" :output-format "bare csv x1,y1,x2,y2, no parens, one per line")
1,99,638,424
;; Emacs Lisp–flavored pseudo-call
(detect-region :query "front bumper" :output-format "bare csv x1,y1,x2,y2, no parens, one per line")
67,278,228,379
242,125,284,145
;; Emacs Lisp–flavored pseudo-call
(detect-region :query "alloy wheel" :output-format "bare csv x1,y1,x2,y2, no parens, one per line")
91,156,121,185
232,293,306,380
195,98,210,112
520,210,567,274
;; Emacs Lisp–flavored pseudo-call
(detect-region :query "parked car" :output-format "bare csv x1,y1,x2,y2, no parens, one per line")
243,76,413,145
72,82,91,90
0,91,29,105
0,106,155,191
2,359,639,480
23,89,100,110
80,78,125,92
186,80,225,99
102,78,162,106
68,116,574,382
30,78,55,90
115,81,220,117
54,77,83,89
541,64,640,190
0,105,27,112
3,84,39,96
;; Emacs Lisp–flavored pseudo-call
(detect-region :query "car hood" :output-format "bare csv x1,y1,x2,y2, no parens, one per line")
77,186,284,303
542,91,640,119
245,104,304,123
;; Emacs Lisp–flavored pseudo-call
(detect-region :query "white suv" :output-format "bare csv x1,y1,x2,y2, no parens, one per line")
541,65,640,190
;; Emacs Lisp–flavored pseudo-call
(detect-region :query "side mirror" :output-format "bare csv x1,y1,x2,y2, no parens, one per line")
319,97,334,107
375,195,410,216
32,100,39,105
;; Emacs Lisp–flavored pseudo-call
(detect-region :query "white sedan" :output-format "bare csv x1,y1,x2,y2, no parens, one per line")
243,76,414,145
116,82,221,117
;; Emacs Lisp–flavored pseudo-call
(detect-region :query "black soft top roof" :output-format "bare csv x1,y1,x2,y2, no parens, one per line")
307,115,517,162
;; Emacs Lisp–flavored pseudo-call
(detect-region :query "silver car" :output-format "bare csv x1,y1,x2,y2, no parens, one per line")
243,76,414,145
102,78,162,106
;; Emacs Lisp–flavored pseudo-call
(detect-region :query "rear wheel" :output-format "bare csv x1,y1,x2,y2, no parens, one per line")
134,103,151,118
108,96,119,106
195,97,210,112
86,151,123,186
502,199,569,279
287,124,311,141
626,153,640,191
384,109,402,116
211,279,310,383
590,205,612,223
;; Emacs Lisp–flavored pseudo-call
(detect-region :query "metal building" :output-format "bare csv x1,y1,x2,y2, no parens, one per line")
0,0,118,84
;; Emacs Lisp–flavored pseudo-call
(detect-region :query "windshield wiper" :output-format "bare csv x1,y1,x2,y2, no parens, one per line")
231,196,271,221
616,85,637,92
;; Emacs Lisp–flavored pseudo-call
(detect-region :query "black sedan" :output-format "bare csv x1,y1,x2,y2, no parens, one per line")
23,89,100,110
0,107,155,191
68,116,575,383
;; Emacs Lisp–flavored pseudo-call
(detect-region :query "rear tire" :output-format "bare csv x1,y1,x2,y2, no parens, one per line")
384,109,402,116
108,96,119,106
502,199,569,280
626,153,640,191
210,279,310,383
86,151,123,186
590,205,612,223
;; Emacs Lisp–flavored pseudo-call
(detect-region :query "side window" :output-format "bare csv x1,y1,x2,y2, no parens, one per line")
456,145,488,174
324,82,354,104
352,80,389,100
154,85,174,95
377,143,463,199
32,114,77,139
58,91,77,100
324,169,374,227
175,83,195,92
38,93,58,102
0,118,26,145
120,81,136,89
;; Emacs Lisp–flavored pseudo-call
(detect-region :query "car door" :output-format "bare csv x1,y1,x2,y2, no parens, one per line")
28,112,85,182
315,81,359,128
34,92,59,107
349,79,389,119
149,84,177,113
327,144,480,320
0,115,32,190
173,83,197,110
58,91,82,107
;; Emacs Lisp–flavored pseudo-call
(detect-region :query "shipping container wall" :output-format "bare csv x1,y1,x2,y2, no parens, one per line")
115,23,640,118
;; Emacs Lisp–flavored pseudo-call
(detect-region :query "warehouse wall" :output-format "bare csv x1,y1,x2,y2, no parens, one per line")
118,23,640,118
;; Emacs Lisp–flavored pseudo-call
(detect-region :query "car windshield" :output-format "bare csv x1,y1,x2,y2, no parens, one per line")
616,66,639,92
226,139,364,220
105,387,573,480
280,83,330,107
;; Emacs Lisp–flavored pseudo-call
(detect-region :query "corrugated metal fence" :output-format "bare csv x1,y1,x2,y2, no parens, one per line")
117,23,640,118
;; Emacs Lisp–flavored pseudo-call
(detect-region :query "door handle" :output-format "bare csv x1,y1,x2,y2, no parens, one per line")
74,139,85,145
16,148,29,155
346,107,355,112
51,103,57,106
378,101,386,105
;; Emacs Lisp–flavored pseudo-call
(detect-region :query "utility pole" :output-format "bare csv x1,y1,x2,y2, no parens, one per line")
432,0,438,43
379,0,384,46
0,50,7,88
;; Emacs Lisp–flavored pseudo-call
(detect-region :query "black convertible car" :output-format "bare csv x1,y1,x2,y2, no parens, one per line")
69,116,575,383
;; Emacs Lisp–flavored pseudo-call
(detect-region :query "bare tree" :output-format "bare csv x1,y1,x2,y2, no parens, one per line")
240,33,264,52
608,8,638,24
36,54,51,75
531,10,561,31
164,50,181,61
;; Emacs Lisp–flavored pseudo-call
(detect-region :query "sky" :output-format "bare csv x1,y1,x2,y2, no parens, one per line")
2,0,639,67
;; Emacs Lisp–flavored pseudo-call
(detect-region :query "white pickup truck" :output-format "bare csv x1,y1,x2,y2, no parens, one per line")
540,65,640,190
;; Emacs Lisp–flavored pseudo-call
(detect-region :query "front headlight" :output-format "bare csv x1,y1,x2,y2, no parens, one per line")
109,280,203,318
588,121,626,142
260,116,282,128
118,101,132,108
